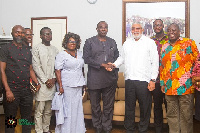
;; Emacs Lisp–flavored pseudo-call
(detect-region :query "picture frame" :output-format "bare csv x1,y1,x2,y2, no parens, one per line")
122,0,190,43
31,17,67,51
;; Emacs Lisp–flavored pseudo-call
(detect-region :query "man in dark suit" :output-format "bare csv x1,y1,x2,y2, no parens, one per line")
83,21,119,133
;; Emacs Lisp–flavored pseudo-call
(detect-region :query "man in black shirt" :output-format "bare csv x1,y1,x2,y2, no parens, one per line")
83,21,119,133
0,25,40,133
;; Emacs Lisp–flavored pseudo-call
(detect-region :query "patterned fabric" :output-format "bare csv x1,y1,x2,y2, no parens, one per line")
160,37,199,95
192,53,200,91
192,54,200,77
0,42,32,88
151,34,168,82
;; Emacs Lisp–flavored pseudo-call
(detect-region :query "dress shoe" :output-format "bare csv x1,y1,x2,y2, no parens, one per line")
104,131,111,133
43,131,52,133
155,127,162,133
96,128,102,133
126,130,134,133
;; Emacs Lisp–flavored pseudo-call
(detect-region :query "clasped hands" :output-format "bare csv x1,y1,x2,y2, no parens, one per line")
101,62,116,71
45,78,56,88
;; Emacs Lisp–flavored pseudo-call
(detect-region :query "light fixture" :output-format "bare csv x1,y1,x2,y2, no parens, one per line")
87,0,97,4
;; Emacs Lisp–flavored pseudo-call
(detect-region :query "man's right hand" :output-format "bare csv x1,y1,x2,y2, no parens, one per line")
161,86,165,93
101,63,116,71
6,90,15,102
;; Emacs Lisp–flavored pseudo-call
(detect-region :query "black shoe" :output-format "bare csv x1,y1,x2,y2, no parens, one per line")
104,130,111,133
126,130,134,133
96,128,102,133
155,127,162,133
43,131,52,133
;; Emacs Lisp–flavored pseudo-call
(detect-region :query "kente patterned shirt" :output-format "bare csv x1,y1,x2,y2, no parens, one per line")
151,34,168,82
191,53,200,91
160,37,199,95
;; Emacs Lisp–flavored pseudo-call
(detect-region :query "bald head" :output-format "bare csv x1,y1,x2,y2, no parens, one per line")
11,25,25,44
12,25,24,35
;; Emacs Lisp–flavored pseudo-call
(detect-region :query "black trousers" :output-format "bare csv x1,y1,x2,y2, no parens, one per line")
195,89,200,121
88,83,117,132
152,83,167,132
3,87,33,133
124,80,152,133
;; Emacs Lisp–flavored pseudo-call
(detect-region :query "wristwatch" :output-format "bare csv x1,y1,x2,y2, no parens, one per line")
150,79,156,82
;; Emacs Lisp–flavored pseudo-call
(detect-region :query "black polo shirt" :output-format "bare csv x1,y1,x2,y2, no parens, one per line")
0,42,32,89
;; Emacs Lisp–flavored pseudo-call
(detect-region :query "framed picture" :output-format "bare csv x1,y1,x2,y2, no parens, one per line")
122,0,190,43
31,17,67,51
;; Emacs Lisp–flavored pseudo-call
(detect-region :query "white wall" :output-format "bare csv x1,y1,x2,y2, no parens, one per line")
190,0,200,50
0,0,200,69
0,0,123,50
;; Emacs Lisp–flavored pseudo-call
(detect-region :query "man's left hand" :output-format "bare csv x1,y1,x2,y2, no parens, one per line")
148,81,155,91
46,78,56,88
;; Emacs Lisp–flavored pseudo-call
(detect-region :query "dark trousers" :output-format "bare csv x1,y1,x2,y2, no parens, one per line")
88,83,116,132
195,90,200,121
124,80,152,133
152,83,167,132
3,87,33,133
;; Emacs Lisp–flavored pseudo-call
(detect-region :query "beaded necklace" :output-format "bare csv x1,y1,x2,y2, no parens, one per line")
65,49,77,58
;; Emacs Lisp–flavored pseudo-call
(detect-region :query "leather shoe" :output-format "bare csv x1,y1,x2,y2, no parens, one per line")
126,130,134,133
96,128,102,133
104,131,111,133
43,131,52,133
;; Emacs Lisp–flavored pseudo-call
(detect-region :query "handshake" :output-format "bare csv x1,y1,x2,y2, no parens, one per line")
101,62,116,71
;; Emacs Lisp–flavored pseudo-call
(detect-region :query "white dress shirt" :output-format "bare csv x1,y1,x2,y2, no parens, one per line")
114,35,159,82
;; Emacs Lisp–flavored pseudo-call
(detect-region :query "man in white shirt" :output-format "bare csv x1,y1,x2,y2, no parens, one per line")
112,23,159,133
32,27,59,133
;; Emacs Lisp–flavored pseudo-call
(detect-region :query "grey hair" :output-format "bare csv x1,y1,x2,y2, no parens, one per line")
131,22,144,28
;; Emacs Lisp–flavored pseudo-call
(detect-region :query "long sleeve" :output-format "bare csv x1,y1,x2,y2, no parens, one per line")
114,47,125,68
32,45,48,84
160,44,167,86
149,41,159,80
83,39,101,69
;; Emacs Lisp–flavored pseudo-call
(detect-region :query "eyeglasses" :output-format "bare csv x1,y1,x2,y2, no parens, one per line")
25,34,34,36
68,40,76,44
153,24,163,27
42,33,52,36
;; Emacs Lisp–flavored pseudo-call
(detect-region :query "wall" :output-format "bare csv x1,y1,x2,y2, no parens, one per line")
0,0,200,67
190,0,200,50
0,0,122,49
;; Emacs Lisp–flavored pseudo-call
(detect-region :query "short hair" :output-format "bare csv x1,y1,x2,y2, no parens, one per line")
97,21,108,28
153,19,164,24
167,23,180,31
132,22,144,28
62,32,81,50
40,27,51,35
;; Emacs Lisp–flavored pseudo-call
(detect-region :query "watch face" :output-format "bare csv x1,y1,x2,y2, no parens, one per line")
87,0,97,4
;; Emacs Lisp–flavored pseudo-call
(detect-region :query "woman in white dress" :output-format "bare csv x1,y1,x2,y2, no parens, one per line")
54,32,86,133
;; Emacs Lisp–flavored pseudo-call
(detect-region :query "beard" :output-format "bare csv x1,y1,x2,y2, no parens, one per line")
132,33,142,40
14,37,23,44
